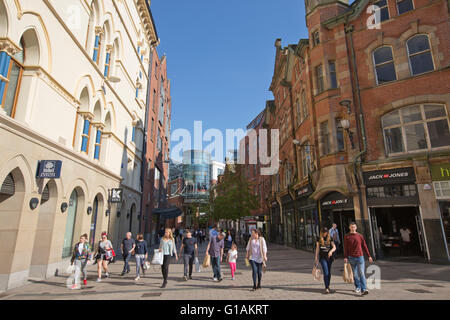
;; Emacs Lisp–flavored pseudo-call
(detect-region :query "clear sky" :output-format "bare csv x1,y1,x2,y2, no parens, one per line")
151,0,310,162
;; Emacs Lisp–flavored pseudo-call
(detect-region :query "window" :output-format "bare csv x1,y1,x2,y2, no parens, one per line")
397,0,414,15
81,119,91,153
132,126,136,142
150,118,154,141
336,118,345,152
315,64,324,94
367,184,417,198
301,90,308,119
296,99,301,126
373,46,396,84
374,0,389,23
104,51,111,77
94,128,102,160
157,127,162,151
407,35,434,75
92,33,102,65
137,46,140,54
153,89,157,111
382,104,450,155
329,61,337,89
0,49,23,117
301,144,312,178
434,181,450,200
136,87,139,99
320,121,330,155
312,31,320,47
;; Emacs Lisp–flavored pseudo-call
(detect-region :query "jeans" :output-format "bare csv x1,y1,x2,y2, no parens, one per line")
348,256,366,291
161,254,171,282
229,262,236,278
249,260,262,288
74,259,88,285
319,258,333,289
211,256,221,279
122,253,132,273
183,253,194,277
135,254,145,277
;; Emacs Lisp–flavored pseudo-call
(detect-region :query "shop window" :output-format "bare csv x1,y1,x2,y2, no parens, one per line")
315,64,324,94
0,44,24,117
374,0,389,23
320,121,330,155
328,61,337,89
397,0,414,15
367,184,417,198
433,181,450,200
94,128,102,160
81,119,91,153
407,35,434,75
382,104,450,155
373,46,396,84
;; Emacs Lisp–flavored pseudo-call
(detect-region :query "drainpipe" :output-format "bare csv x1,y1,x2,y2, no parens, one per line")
344,23,369,241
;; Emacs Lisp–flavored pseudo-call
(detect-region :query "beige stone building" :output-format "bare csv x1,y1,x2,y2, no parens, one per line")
0,0,158,291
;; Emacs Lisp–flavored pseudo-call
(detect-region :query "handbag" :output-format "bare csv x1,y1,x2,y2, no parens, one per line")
202,254,211,268
245,258,250,267
312,263,321,281
343,262,354,283
194,257,201,273
143,261,150,270
151,249,164,265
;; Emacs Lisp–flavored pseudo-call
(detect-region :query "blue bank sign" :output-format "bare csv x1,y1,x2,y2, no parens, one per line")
36,160,62,179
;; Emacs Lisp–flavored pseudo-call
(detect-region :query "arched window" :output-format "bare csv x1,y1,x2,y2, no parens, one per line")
92,30,102,65
104,49,111,77
407,35,434,75
301,90,308,119
295,99,301,126
62,189,78,258
382,104,450,155
373,46,396,84
0,173,15,201
94,128,102,160
81,119,91,153
0,39,24,117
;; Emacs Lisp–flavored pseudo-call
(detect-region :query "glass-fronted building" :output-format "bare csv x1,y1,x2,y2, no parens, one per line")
182,150,212,204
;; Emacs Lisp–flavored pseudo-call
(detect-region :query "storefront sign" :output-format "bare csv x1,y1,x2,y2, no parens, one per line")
430,164,450,181
363,167,415,186
110,188,123,203
36,160,62,179
297,184,313,198
321,192,354,209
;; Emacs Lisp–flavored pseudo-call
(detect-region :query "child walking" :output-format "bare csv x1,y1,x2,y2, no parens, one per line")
227,243,238,280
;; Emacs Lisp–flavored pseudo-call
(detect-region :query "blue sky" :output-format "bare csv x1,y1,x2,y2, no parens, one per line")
151,0,310,162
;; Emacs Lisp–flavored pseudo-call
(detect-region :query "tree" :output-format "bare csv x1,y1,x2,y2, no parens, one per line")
210,164,259,223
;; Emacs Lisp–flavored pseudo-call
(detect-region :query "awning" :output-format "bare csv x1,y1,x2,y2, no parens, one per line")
153,207,183,219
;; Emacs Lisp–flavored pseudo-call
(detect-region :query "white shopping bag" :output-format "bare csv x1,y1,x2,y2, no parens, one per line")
151,249,164,265
194,257,201,273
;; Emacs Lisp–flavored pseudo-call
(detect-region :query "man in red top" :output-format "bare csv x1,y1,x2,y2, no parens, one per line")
344,222,373,296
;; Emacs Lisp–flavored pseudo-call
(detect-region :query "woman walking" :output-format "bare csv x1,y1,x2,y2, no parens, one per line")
70,233,92,289
94,232,113,282
314,227,336,294
159,228,178,288
246,229,268,291
134,233,148,281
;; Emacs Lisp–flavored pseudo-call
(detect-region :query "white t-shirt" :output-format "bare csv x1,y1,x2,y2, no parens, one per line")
400,228,411,242
228,249,238,263
78,243,84,255
246,238,267,264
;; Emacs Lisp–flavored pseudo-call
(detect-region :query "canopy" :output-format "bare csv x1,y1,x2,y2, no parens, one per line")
153,207,182,219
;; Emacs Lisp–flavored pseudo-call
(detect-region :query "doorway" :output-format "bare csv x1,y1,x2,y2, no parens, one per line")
370,207,425,259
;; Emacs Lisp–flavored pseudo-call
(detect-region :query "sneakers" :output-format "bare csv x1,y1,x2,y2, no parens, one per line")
96,278,102,283
70,284,81,290
189,275,193,280
120,272,125,276
355,288,361,293
218,278,223,282
135,276,140,281
251,286,257,291
105,272,109,278
213,278,218,282
83,280,87,286
183,276,188,281
325,288,330,294
231,277,235,281
362,290,369,296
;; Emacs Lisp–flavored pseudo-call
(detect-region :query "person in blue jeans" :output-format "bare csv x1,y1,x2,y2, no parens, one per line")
121,232,135,276
246,229,268,291
344,222,373,296
206,232,225,282
133,233,148,281
314,227,336,294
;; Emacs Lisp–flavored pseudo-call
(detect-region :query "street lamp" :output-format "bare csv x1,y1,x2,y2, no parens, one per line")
340,119,355,149
339,99,352,114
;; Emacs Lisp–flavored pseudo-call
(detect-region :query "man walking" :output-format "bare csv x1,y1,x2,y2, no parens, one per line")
206,231,225,282
179,230,198,281
121,232,136,276
344,222,373,295
329,223,341,255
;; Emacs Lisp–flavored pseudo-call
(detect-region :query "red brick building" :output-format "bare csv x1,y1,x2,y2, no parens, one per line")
254,0,449,262
140,48,172,245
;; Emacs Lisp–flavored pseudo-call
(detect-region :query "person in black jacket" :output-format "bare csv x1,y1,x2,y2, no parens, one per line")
134,233,148,281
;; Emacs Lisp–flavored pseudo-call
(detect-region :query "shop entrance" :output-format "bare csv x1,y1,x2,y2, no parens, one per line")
321,209,355,254
370,207,425,259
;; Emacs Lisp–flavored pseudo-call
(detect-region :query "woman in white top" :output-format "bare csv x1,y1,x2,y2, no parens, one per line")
227,243,238,280
246,229,268,291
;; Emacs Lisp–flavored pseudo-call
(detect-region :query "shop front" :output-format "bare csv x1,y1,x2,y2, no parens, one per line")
269,202,283,245
430,164,450,254
363,167,427,260
320,191,355,246
295,184,319,252
281,194,295,248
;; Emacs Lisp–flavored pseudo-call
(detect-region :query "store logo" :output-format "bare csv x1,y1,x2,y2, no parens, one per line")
322,199,347,206
368,172,409,180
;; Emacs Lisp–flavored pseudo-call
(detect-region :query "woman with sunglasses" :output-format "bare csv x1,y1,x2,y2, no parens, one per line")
94,232,113,282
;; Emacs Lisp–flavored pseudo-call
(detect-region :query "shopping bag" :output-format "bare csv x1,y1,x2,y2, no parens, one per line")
262,262,267,273
202,254,210,268
143,261,150,270
312,263,321,281
194,257,201,273
343,262,354,283
151,250,164,265
66,264,75,275
245,258,250,267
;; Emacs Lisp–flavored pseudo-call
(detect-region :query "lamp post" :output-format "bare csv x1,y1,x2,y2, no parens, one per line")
340,119,355,149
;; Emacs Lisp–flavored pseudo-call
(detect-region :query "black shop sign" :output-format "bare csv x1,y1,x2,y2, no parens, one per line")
363,167,416,186
321,192,353,210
